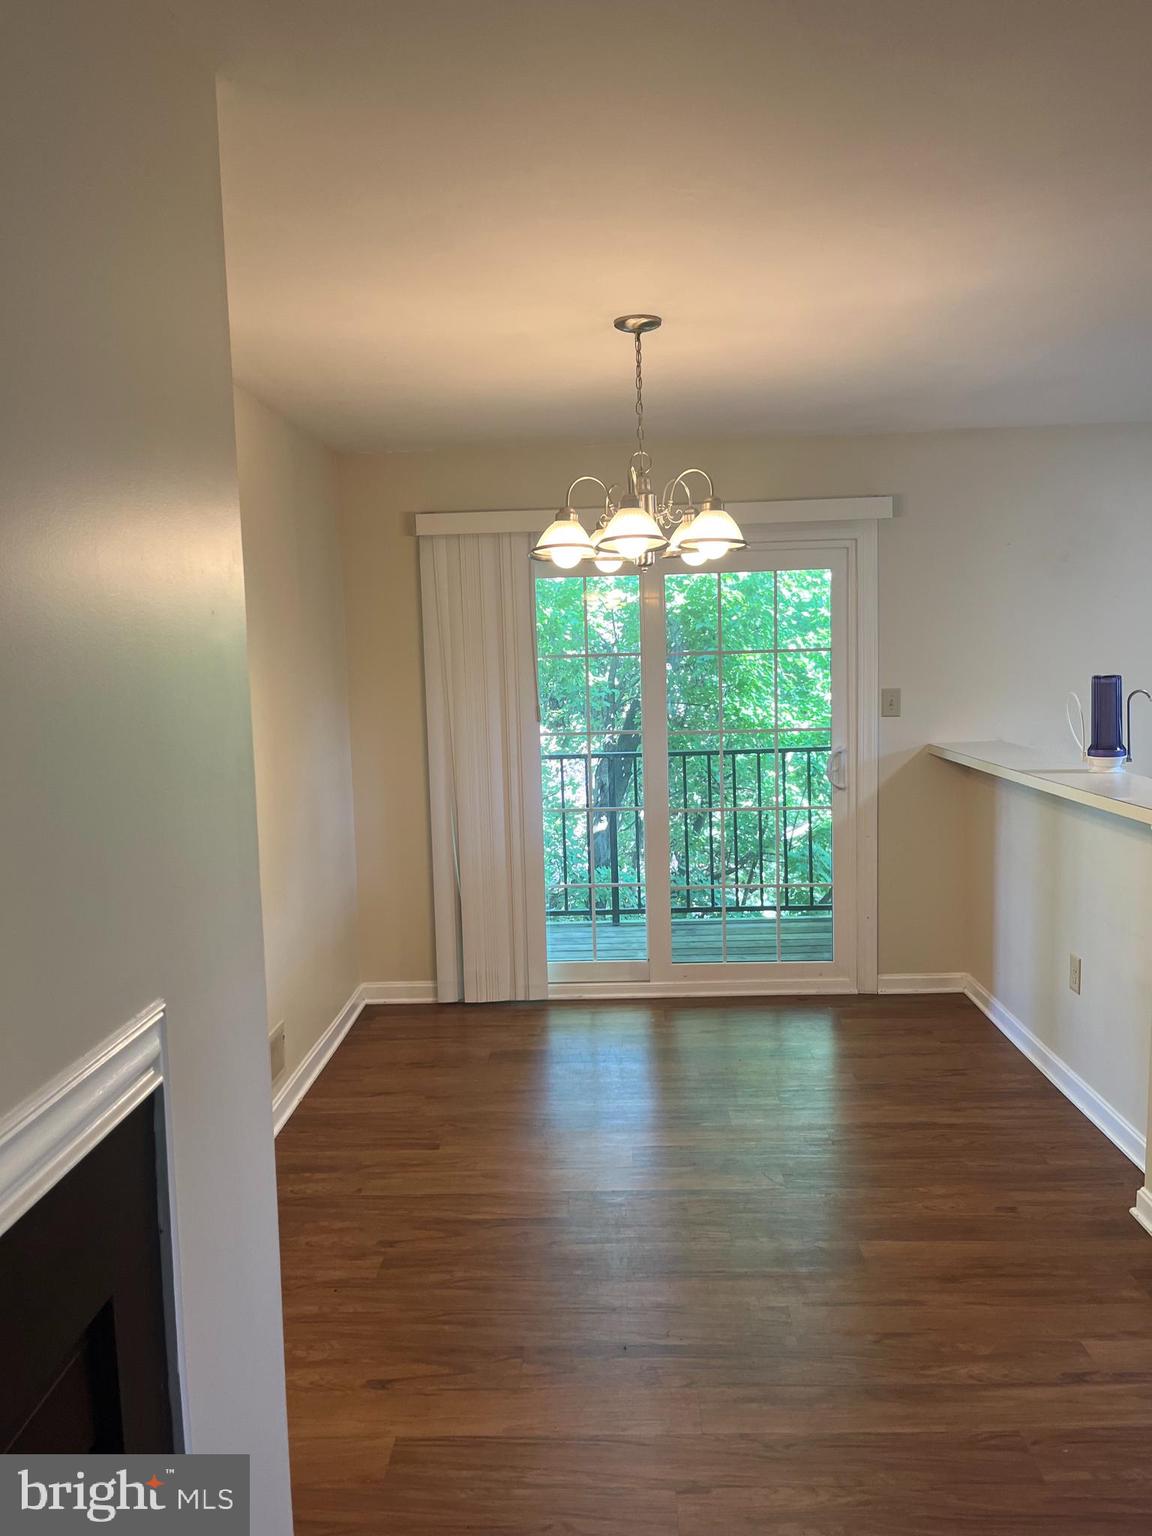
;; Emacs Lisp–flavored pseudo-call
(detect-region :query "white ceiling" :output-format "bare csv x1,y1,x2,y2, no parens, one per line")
197,0,1152,449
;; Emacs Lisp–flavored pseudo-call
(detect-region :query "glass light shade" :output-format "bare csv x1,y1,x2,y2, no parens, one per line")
591,528,624,574
681,545,709,566
678,500,746,560
662,512,697,560
597,500,667,559
551,544,586,569
530,509,595,565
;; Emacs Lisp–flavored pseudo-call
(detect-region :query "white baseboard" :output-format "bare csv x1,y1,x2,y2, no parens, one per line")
0,1002,165,1239
272,981,437,1136
271,970,1151,1226
272,990,363,1136
877,973,968,994
358,980,437,1005
876,974,1146,1176
963,977,1146,1171
1131,1186,1152,1237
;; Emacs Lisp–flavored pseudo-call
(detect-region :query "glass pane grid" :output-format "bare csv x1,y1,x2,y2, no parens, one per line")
539,565,832,969
667,568,833,967
540,801,641,813
536,573,647,964
667,797,831,812
667,646,832,657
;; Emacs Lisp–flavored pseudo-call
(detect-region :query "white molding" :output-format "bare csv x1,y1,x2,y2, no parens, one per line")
272,982,437,1137
358,980,438,1005
963,977,1146,1170
548,961,648,985
745,523,878,993
272,989,363,1136
415,496,893,538
735,497,893,523
1131,1186,1152,1238
852,523,880,993
878,973,969,993
0,1002,164,1240
549,977,857,1000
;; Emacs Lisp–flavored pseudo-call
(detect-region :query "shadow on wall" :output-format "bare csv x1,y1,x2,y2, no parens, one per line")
878,748,969,976
965,768,1152,1142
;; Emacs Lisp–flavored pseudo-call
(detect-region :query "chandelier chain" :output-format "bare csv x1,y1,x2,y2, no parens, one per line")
634,332,645,461
529,314,744,567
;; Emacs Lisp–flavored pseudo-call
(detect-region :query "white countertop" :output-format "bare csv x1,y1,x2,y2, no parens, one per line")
929,740,1152,830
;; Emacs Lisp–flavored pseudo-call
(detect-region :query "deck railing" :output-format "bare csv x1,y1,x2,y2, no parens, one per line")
544,745,832,922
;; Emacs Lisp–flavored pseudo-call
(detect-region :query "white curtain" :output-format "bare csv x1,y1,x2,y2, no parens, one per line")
419,532,548,1002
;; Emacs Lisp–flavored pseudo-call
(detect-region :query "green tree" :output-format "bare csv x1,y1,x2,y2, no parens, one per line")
536,567,833,920
536,577,643,909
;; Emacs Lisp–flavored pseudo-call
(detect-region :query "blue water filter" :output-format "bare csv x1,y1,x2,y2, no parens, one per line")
1087,674,1126,764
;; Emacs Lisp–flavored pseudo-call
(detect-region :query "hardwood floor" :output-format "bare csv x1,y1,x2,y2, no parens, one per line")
276,997,1152,1533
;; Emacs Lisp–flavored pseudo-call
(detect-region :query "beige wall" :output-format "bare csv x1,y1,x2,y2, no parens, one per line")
966,773,1152,1145
0,6,291,1527
338,456,435,982
236,389,359,1078
337,422,1152,986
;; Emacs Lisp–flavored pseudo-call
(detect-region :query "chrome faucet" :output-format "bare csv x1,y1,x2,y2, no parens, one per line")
1125,689,1151,763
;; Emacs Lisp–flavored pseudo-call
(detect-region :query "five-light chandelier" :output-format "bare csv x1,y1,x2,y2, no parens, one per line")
530,315,746,572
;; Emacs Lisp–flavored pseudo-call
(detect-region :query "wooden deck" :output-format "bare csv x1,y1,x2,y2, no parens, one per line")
547,910,833,963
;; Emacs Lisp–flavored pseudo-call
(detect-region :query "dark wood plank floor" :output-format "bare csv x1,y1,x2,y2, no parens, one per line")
276,997,1152,1534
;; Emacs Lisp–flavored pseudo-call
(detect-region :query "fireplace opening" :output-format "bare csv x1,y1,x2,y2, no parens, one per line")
0,1096,176,1453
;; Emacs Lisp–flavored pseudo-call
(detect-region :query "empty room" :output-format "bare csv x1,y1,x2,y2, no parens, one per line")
4,1,1152,1531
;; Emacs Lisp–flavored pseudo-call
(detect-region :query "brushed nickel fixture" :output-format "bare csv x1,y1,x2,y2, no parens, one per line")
530,316,746,569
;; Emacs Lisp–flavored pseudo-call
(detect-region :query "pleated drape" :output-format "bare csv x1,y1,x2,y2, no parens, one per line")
419,532,548,1002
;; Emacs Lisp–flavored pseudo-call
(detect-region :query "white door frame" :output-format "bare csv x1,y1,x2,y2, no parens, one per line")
546,519,878,999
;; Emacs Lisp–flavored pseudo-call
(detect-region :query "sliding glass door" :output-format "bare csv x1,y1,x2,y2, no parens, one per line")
536,573,647,969
535,544,853,987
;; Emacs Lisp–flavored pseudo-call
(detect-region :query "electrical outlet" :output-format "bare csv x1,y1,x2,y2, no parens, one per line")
269,1022,287,1081
1069,954,1082,995
881,687,902,718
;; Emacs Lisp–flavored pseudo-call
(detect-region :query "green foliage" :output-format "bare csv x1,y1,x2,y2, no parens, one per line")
536,568,834,919
534,575,586,654
720,570,776,651
665,573,718,652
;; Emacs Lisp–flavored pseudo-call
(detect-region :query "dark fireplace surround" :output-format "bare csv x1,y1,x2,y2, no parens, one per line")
0,1096,176,1453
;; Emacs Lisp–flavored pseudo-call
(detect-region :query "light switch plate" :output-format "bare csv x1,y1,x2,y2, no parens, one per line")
881,687,901,718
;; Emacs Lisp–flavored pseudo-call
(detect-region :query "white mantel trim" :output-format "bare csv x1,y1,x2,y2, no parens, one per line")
0,1001,165,1240
415,496,893,537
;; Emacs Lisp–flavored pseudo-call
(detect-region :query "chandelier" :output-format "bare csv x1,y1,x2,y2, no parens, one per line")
530,315,746,572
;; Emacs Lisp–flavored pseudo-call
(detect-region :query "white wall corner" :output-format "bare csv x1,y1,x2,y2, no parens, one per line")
272,982,437,1137
877,973,969,993
1131,1186,1152,1239
964,977,1146,1171
272,989,363,1136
